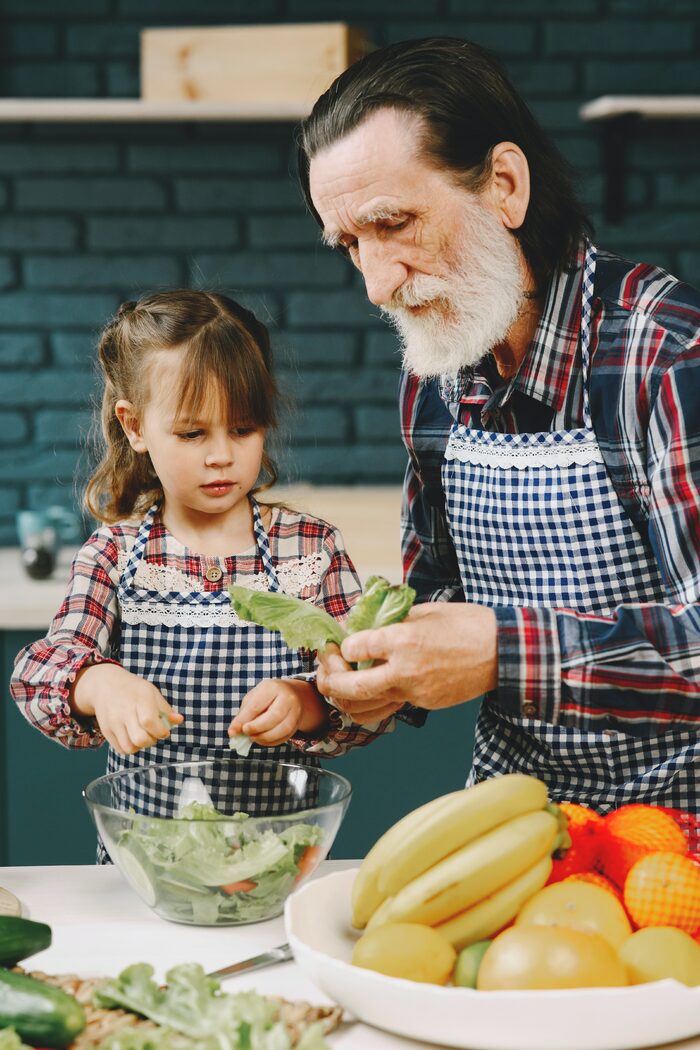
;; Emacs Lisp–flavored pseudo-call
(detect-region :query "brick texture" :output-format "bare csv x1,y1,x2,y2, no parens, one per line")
0,1,699,538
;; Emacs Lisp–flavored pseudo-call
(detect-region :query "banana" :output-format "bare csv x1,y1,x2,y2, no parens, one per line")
435,854,553,950
369,808,559,928
377,773,549,898
351,791,469,929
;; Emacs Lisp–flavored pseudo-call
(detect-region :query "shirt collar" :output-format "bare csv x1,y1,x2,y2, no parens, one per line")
439,241,587,421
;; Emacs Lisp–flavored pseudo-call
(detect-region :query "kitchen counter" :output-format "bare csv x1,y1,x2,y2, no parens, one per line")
0,485,403,630
0,861,445,1050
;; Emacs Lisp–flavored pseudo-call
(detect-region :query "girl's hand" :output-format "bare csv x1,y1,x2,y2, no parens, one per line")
229,679,329,747
71,662,183,756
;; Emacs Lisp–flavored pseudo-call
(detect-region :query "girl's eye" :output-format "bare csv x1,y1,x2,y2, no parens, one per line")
178,430,203,440
232,426,255,437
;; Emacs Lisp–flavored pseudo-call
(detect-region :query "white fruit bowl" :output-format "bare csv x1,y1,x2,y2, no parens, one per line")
284,868,700,1050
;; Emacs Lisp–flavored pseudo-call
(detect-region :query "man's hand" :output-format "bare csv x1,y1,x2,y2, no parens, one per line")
71,662,183,756
316,603,498,720
229,679,330,747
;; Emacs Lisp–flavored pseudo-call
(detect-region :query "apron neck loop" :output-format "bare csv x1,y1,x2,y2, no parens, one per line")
251,498,282,592
579,242,597,430
121,500,160,587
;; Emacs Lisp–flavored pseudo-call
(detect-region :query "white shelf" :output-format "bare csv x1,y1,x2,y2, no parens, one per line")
0,98,309,122
580,95,700,122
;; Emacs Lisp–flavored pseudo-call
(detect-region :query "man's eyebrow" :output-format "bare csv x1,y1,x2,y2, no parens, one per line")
321,206,405,249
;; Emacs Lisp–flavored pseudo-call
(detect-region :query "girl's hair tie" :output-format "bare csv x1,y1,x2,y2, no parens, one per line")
118,299,137,318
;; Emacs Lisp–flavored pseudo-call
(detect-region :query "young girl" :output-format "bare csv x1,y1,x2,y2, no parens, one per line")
11,291,393,843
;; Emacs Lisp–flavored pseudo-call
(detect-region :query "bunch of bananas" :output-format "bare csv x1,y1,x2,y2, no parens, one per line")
352,773,569,950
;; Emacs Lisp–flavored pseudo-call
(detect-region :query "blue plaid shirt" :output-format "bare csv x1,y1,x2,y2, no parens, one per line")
400,243,700,733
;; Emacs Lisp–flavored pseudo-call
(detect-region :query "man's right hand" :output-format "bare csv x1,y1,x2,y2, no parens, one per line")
70,662,183,756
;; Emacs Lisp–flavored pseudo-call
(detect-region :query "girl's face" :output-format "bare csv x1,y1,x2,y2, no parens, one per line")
116,348,265,524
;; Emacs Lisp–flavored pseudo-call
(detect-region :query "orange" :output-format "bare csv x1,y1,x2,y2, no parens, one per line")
547,802,604,883
563,871,624,902
597,805,688,888
624,852,700,933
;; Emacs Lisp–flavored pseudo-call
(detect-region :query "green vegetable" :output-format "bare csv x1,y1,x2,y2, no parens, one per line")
0,969,86,1048
94,963,329,1050
0,917,52,968
453,940,492,988
227,734,252,758
0,1028,32,1050
228,574,416,654
117,802,323,924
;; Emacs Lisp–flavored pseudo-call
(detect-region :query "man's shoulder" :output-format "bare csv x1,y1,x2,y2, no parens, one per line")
594,247,700,349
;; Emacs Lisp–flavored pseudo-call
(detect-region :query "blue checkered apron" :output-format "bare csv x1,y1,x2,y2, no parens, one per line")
97,498,319,861
442,245,698,813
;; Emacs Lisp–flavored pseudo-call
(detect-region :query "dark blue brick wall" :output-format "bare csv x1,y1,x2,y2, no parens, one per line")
0,0,699,543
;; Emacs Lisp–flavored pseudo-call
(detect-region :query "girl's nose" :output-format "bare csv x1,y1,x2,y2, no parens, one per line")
205,436,234,466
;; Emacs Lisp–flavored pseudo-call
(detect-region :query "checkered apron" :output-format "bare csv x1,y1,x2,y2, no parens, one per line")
97,499,319,862
442,245,698,812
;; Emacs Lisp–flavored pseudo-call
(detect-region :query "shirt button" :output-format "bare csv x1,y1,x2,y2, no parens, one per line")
522,702,537,718
205,565,223,583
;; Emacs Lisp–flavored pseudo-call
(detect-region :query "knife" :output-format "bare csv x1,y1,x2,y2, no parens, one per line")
208,943,293,980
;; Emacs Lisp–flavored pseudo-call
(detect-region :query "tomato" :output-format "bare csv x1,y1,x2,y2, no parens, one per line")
516,879,632,949
352,922,457,985
477,926,628,990
296,845,324,880
219,879,257,895
619,927,700,986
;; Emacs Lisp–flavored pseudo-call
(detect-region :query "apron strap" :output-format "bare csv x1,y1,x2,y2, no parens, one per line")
251,498,282,592
120,501,160,588
579,242,597,431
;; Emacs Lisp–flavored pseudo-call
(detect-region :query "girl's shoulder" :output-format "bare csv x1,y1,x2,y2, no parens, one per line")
266,503,345,551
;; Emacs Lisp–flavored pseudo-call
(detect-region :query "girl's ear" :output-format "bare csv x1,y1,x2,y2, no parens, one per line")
115,399,148,453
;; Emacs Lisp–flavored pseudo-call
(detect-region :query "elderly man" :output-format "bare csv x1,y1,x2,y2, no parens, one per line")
299,37,699,812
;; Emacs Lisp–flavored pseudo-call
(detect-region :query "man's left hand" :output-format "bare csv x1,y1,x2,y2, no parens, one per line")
316,603,498,720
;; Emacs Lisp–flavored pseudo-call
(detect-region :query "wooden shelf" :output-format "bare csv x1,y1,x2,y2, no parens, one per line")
579,95,700,223
0,98,309,122
580,95,700,123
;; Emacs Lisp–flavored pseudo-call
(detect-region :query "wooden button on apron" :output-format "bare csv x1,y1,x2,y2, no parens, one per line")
205,565,223,583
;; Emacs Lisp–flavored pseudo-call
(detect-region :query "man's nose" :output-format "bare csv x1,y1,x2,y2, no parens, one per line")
358,241,407,307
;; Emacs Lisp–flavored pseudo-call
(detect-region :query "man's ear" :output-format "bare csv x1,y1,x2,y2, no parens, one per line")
487,142,530,232
115,399,147,453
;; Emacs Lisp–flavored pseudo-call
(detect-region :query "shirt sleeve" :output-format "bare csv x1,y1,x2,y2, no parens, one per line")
402,456,464,604
494,341,700,731
290,522,399,756
10,527,123,749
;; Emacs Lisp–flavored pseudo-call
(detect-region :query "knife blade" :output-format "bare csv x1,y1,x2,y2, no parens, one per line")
208,943,293,980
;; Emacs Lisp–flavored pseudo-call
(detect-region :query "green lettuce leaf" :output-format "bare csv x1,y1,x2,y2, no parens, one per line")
228,575,415,654
228,586,345,651
94,963,330,1050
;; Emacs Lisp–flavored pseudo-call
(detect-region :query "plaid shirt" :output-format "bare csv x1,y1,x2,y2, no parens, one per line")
401,243,700,733
11,503,395,756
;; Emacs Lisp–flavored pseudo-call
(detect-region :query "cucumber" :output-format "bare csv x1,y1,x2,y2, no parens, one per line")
0,917,52,968
0,969,85,1048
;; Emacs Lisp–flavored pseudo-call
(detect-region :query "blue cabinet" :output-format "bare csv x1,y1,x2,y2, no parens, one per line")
2,628,478,864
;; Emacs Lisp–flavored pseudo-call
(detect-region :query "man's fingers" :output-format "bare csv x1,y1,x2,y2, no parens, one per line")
322,661,399,703
318,643,352,674
350,702,404,724
340,625,402,664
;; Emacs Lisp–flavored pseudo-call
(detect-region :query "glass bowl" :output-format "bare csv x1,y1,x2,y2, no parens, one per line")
83,756,351,926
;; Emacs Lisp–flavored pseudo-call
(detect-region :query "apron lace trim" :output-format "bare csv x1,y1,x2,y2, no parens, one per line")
445,428,604,469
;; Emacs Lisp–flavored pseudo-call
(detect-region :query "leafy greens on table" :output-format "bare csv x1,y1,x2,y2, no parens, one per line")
228,575,416,654
94,962,329,1050
116,802,322,925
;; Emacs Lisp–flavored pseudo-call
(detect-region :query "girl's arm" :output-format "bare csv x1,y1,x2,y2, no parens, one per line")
10,526,124,749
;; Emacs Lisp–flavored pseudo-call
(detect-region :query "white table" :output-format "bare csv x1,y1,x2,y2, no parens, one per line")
2,864,697,1050
0,862,444,1050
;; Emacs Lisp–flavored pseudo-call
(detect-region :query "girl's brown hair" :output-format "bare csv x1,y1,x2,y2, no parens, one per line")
85,290,279,524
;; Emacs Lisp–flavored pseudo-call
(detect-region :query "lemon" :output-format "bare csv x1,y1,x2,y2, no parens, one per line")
352,922,456,984
619,927,700,986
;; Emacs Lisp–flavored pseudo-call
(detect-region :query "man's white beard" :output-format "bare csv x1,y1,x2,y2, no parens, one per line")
380,200,525,379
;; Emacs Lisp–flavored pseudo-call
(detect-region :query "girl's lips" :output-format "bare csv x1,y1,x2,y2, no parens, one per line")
201,481,234,494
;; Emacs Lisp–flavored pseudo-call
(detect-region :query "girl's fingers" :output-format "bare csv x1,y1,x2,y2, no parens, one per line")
248,712,298,746
125,712,158,752
242,698,288,736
